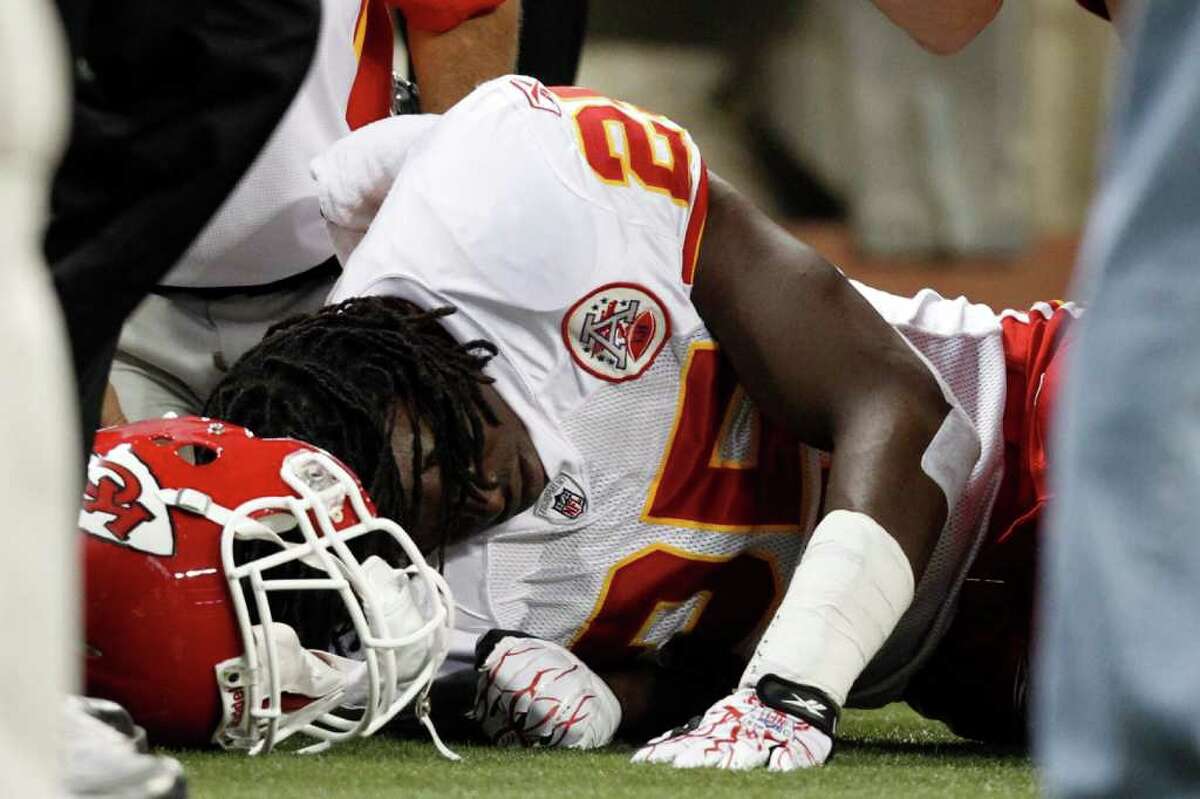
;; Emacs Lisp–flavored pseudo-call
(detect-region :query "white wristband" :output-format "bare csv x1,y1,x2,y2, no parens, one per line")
740,510,915,707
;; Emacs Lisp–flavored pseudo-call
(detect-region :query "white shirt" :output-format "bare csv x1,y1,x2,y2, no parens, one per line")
162,0,365,288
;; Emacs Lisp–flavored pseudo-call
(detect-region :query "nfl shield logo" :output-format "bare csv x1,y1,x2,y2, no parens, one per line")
535,473,589,525
552,487,586,520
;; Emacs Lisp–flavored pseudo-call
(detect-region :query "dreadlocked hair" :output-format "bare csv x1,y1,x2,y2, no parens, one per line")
204,296,498,650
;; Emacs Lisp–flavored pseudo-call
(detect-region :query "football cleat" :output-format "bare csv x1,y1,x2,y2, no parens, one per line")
63,695,187,799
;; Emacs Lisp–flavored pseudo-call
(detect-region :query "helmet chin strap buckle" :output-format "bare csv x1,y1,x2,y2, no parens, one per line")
173,488,212,516
162,487,236,528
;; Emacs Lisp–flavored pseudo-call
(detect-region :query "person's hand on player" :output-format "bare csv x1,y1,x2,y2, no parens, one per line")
472,630,621,749
631,675,837,771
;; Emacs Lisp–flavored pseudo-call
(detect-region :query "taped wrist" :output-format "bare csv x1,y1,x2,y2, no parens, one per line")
740,510,915,707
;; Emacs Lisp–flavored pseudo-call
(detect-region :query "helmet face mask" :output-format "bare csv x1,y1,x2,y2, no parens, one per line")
215,449,453,754
82,418,455,755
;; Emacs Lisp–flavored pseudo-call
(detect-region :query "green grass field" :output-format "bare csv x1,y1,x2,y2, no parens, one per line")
173,704,1035,798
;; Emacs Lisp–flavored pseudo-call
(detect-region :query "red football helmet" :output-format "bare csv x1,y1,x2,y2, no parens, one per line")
82,417,455,755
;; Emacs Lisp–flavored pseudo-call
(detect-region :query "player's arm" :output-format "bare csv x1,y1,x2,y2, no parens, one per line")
694,172,967,580
399,0,520,113
868,0,1003,54
634,173,980,771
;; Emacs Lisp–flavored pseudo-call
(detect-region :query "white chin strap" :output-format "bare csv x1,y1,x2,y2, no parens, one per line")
253,623,347,700
341,557,441,703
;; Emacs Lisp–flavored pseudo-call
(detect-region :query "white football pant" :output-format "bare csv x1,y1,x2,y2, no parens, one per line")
0,1,78,796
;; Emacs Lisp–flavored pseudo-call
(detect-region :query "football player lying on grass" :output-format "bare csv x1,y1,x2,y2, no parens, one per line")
205,76,1072,768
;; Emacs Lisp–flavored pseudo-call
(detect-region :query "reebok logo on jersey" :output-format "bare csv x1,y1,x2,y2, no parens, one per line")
535,474,589,524
562,283,670,383
509,76,562,117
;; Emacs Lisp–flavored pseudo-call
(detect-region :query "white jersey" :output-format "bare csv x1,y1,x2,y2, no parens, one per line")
328,77,1009,705
163,0,367,288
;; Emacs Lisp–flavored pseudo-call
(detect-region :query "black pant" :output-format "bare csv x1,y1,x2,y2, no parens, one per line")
46,0,320,456
518,0,589,86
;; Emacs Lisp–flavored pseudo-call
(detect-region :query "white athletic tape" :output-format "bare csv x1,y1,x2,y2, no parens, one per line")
740,511,915,707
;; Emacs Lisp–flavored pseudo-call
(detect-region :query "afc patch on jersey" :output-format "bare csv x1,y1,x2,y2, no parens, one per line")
80,443,175,556
561,282,670,383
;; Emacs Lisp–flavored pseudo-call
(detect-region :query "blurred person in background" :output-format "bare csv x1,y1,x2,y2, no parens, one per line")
46,0,323,456
869,1,1200,795
844,0,1028,258
517,0,589,86
745,0,1029,260
102,0,529,428
1,2,80,794
43,0,323,794
871,0,1112,54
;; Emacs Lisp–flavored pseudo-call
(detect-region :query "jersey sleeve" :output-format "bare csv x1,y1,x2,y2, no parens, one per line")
387,0,505,33
331,76,710,409
543,84,710,292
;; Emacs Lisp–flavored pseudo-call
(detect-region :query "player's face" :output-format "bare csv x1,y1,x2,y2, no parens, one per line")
389,384,546,551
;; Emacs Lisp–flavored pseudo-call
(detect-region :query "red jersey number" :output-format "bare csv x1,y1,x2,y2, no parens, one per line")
642,342,813,532
570,343,815,664
570,545,778,667
554,89,708,284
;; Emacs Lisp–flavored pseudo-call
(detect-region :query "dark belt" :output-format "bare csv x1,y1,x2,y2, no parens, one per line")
152,256,341,300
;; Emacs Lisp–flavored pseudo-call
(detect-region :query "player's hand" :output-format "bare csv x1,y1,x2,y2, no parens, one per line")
631,675,838,771
471,630,621,749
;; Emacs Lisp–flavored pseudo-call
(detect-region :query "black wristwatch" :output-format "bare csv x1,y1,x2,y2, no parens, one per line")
392,74,421,115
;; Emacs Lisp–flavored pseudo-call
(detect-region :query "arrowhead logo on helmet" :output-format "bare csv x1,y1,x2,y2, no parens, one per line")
81,444,175,555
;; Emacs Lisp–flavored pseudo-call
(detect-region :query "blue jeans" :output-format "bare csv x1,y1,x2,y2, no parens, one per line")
1035,3,1200,795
